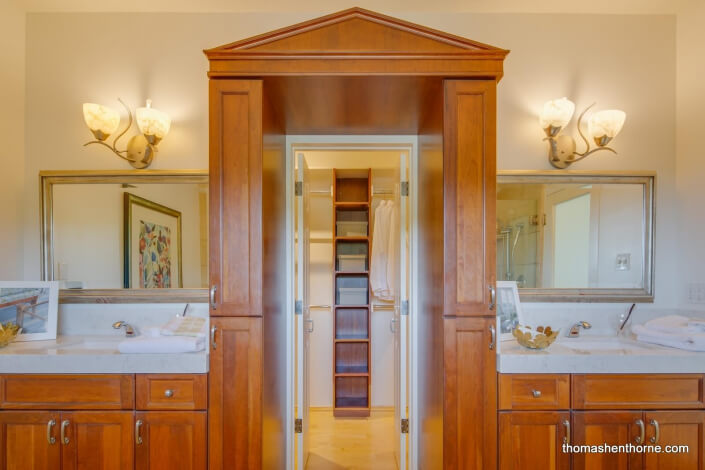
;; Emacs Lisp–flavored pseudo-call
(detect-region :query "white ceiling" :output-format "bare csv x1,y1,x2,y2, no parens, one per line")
14,0,691,14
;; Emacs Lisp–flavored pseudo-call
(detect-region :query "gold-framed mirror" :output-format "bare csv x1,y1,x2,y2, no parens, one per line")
40,170,208,303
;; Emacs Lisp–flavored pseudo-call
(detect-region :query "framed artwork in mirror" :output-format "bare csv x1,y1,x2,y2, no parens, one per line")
124,193,183,289
496,281,524,341
0,281,59,341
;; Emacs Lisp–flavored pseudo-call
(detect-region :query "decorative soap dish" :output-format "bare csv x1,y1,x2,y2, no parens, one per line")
0,322,21,348
513,324,559,350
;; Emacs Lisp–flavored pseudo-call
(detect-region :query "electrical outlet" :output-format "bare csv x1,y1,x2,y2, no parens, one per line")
615,253,631,271
688,283,705,304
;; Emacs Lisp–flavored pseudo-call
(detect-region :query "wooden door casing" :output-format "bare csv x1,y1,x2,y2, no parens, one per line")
643,411,705,469
60,411,133,470
572,411,644,470
0,411,60,470
499,411,570,470
209,79,263,317
135,411,207,470
444,316,497,469
208,317,262,470
443,80,497,317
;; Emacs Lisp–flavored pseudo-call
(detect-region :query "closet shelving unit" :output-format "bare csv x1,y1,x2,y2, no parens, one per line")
332,168,371,418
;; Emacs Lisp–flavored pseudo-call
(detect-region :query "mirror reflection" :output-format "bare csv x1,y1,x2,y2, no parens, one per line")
50,181,208,289
497,178,650,290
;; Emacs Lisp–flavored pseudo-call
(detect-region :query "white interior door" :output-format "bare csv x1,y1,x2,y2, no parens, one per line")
394,152,409,469
295,152,311,470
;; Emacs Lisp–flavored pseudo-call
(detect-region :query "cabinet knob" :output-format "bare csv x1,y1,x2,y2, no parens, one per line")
532,389,542,398
164,389,174,398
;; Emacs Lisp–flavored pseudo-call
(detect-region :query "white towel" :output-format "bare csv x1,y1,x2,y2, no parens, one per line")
642,315,705,334
118,335,205,354
370,201,392,299
633,324,705,351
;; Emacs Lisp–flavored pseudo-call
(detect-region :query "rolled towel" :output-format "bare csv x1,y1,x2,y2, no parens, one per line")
633,324,705,352
118,335,205,354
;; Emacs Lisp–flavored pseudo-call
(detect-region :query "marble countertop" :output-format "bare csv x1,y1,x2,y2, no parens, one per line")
498,335,705,374
0,335,208,374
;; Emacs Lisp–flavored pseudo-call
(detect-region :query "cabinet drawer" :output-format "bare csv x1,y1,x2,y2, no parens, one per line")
499,374,570,410
573,374,705,410
0,375,134,409
136,374,207,410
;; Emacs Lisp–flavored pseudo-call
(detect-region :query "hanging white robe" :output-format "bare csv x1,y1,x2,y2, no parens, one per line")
370,200,391,299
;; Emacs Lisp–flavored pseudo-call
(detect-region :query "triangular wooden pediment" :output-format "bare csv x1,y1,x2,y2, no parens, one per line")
206,7,507,57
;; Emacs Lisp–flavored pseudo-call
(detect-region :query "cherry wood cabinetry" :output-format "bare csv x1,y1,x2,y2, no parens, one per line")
642,411,705,469
572,411,644,470
0,375,206,470
208,317,262,470
443,80,497,318
135,411,207,470
444,317,497,469
499,411,570,470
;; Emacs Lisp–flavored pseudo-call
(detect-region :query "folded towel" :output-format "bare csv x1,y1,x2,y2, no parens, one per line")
633,324,705,352
160,316,207,338
118,335,205,354
642,315,705,334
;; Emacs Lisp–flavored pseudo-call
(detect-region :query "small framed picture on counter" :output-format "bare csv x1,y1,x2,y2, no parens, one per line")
0,281,59,341
496,281,523,341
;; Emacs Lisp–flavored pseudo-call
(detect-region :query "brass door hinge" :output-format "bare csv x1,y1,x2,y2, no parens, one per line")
401,418,409,434
295,418,303,433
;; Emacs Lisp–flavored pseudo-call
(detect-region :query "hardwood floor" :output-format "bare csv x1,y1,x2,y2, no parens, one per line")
306,409,398,470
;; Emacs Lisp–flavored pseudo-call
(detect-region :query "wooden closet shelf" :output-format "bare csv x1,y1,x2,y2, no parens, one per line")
334,338,369,343
335,270,369,275
334,236,369,241
334,201,370,207
334,372,370,377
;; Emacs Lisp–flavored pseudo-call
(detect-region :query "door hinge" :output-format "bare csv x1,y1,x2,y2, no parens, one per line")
401,300,409,316
401,418,409,434
400,181,409,197
295,300,303,315
295,418,303,433
295,181,303,196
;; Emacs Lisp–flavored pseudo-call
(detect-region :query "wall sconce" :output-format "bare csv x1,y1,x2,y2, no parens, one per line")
540,97,626,169
83,99,171,169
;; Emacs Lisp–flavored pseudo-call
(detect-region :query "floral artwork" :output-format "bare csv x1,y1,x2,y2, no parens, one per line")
138,221,172,288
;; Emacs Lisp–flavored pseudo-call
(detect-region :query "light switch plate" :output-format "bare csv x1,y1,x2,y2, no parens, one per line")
615,253,631,271
688,283,705,304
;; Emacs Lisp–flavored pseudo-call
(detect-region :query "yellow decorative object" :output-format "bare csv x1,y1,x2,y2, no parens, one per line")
513,324,560,350
0,322,21,348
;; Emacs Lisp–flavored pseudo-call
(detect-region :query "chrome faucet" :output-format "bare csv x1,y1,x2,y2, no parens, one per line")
566,321,592,338
112,321,136,337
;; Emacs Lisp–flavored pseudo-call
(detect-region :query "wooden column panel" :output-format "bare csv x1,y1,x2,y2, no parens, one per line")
444,317,497,469
443,80,497,316
209,79,263,316
208,317,262,470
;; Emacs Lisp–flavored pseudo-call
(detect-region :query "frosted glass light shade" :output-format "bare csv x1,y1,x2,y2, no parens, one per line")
136,100,171,143
82,103,120,139
539,97,575,129
588,110,626,140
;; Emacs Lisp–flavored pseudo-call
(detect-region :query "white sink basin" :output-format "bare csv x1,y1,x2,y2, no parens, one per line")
559,338,651,351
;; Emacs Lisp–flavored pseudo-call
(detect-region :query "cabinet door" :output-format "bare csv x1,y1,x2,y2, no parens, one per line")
443,80,497,316
444,317,497,469
60,411,133,470
135,411,206,470
209,317,262,469
0,411,60,470
643,411,705,469
209,79,263,316
572,411,643,470
499,411,570,470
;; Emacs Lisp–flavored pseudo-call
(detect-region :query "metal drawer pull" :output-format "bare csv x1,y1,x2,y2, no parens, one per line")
489,325,496,350
164,389,174,398
61,420,70,445
209,285,217,310
650,419,660,444
136,420,143,445
46,419,56,445
635,419,645,444
211,325,217,350
489,285,497,310
532,389,542,398
562,420,570,445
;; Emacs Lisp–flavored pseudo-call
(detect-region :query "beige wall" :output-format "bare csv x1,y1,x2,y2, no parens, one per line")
0,0,25,280
19,12,679,304
676,0,705,306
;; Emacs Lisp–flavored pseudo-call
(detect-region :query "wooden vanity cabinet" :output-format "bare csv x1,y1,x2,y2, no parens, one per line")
135,411,207,470
571,411,644,470
498,411,570,470
0,411,60,470
642,411,705,469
